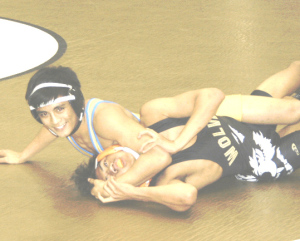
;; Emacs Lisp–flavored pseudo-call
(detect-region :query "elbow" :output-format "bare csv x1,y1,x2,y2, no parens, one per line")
153,146,172,168
182,185,197,207
160,150,172,167
173,186,198,212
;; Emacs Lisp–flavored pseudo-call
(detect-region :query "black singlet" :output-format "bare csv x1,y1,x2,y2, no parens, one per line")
149,115,280,179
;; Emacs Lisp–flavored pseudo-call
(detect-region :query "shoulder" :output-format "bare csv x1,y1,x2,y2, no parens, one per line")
84,98,123,116
93,101,126,122
93,101,140,133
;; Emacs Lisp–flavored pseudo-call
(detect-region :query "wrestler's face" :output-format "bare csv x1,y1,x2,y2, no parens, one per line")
95,151,136,181
37,101,78,137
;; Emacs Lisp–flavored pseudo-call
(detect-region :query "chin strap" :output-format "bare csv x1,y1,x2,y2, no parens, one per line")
48,109,84,137
68,110,84,136
48,128,58,137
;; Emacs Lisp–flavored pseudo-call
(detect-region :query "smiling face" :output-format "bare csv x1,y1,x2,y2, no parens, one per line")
95,150,136,181
37,100,78,137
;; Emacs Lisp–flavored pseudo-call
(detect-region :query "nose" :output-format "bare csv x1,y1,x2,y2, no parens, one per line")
50,113,60,125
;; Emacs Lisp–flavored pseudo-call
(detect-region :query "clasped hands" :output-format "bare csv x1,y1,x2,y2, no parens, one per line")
138,128,179,154
89,128,176,202
88,177,136,203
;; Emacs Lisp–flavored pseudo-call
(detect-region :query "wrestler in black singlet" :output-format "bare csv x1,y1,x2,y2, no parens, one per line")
149,90,300,183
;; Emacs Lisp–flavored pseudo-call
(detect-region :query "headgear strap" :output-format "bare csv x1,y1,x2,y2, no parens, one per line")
30,83,72,96
95,145,140,169
95,145,150,187
29,83,75,110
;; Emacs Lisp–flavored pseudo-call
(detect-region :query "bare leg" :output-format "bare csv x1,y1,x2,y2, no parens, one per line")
241,95,300,125
241,61,300,125
255,61,300,98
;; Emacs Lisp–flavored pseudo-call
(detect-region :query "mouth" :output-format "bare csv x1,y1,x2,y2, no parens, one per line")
111,158,124,174
54,123,66,131
116,158,124,168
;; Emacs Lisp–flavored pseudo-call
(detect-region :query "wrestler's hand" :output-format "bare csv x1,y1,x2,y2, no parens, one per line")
138,128,178,154
0,150,23,164
88,178,110,199
100,177,136,203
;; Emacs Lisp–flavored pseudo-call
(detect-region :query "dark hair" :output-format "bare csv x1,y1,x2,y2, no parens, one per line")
71,155,97,197
25,66,85,124
25,66,81,100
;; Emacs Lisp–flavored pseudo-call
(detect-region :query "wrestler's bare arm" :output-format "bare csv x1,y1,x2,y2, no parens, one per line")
140,88,225,153
93,103,172,186
99,177,197,212
0,126,57,164
94,159,222,211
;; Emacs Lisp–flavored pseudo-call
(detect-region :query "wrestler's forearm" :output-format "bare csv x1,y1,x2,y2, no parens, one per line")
174,88,225,150
129,182,197,212
0,127,57,164
20,127,57,162
116,147,172,186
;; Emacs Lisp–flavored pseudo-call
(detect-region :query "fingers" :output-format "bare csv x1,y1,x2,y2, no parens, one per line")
87,178,95,185
88,179,102,198
0,157,7,163
141,142,157,153
101,178,124,203
93,177,130,203
97,192,119,203
103,177,117,196
97,192,105,202
89,177,125,203
139,140,156,153
138,128,160,153
90,187,99,199
138,128,156,139
0,150,8,163
0,150,22,164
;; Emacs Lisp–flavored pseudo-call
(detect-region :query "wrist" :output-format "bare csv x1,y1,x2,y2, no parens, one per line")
131,187,151,202
19,152,28,163
173,139,183,153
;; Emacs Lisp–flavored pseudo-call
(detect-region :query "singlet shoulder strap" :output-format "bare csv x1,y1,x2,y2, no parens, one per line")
86,98,114,153
131,112,140,121
67,98,141,156
67,98,111,156
67,136,94,157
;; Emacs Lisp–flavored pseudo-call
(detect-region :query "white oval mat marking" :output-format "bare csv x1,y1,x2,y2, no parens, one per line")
0,18,66,80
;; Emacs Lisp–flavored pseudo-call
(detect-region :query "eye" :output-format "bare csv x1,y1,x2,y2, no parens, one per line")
56,106,65,112
38,112,48,118
97,160,108,181
103,160,108,167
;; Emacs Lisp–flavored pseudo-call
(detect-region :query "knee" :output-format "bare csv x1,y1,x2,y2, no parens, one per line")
171,188,197,212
